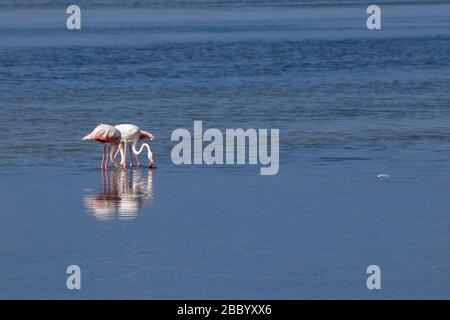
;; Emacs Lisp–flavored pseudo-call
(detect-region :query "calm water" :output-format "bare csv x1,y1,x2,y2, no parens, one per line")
0,1,450,299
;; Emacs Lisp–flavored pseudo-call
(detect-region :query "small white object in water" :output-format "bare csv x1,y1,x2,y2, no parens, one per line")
377,173,390,179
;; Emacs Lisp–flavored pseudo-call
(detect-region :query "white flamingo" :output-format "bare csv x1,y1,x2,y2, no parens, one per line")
82,124,122,170
115,124,155,169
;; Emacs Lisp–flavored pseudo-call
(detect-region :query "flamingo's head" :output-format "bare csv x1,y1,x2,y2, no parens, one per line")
140,130,155,141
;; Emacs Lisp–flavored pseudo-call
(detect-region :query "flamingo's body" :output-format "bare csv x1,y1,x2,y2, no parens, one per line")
82,124,122,170
115,124,155,169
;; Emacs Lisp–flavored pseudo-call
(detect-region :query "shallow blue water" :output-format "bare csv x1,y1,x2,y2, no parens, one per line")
0,2,449,299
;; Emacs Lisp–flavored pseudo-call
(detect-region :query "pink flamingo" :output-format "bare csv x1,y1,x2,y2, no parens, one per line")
115,124,155,169
82,124,122,170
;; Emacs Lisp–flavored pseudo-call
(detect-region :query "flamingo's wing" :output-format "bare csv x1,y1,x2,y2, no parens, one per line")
115,124,140,141
83,124,121,143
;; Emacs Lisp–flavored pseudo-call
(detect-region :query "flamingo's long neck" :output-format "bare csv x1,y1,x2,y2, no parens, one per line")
132,141,153,160
109,144,122,166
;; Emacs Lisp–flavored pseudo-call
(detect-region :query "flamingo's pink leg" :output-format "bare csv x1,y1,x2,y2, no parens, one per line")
136,154,141,167
122,143,127,170
105,145,110,170
129,144,134,168
105,169,110,193
102,169,107,193
101,144,106,171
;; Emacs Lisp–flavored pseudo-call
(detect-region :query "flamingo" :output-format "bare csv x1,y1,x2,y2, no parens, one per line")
82,124,122,170
115,124,155,169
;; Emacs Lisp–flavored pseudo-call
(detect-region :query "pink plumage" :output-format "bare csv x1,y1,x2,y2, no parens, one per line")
82,124,122,170
82,124,121,144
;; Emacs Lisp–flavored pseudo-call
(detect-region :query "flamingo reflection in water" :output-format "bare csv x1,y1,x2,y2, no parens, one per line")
83,169,154,221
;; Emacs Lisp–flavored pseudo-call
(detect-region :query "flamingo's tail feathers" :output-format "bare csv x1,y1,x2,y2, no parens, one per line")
140,130,155,141
82,133,92,141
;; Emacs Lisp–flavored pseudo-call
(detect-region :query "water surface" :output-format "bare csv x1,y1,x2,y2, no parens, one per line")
0,2,449,299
